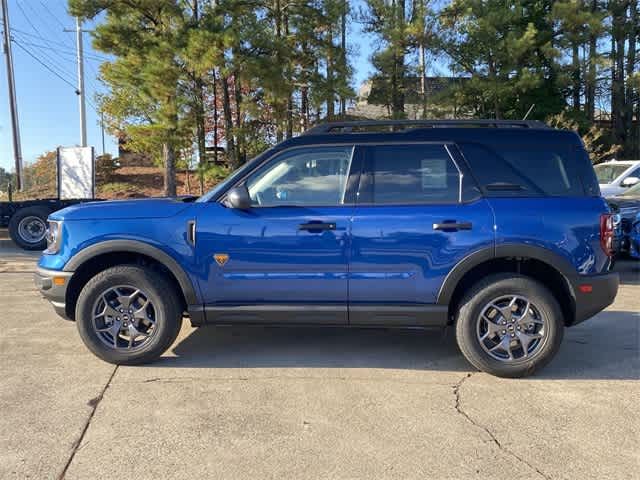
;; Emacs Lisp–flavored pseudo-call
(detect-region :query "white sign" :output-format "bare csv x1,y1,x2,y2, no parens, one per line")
57,146,95,199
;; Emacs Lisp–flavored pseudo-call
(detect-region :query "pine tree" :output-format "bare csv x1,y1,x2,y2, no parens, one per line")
437,0,563,120
70,0,191,196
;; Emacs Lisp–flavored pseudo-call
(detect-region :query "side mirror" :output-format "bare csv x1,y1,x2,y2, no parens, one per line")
622,176,639,187
226,185,252,210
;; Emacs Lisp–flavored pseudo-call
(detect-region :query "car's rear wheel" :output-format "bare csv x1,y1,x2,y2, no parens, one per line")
75,265,182,365
455,273,564,378
8,206,50,250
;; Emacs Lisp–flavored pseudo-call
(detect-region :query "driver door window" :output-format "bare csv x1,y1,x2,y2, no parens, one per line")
246,146,354,206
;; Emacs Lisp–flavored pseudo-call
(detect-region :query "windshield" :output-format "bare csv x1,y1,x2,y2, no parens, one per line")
620,182,640,197
594,164,630,184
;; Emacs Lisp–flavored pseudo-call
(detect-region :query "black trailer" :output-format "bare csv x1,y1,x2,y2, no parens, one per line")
1,146,98,250
0,197,93,250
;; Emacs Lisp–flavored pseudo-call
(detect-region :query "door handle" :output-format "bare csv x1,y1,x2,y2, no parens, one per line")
433,221,473,231
298,222,337,232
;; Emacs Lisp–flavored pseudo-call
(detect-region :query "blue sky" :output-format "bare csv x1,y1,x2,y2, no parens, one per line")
0,0,378,173
0,0,118,171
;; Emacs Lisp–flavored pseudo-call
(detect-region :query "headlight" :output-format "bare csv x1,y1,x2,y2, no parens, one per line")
44,220,63,254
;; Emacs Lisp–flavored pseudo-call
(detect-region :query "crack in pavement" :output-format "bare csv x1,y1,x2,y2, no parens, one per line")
57,365,119,480
136,374,461,386
453,372,552,480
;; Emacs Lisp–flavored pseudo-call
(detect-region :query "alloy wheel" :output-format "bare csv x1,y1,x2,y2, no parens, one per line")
91,285,158,350
476,295,547,362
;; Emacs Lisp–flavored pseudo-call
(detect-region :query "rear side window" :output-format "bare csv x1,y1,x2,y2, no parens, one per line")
360,144,461,204
459,143,584,196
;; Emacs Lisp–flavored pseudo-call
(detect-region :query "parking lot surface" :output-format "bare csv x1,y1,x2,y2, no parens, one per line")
0,238,638,479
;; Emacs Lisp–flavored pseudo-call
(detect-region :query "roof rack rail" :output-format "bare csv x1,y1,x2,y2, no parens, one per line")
304,119,549,135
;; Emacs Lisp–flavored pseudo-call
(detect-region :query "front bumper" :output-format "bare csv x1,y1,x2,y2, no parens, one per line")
571,272,619,325
34,267,74,320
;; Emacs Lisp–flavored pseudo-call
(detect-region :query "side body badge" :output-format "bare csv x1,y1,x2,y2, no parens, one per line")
214,253,229,267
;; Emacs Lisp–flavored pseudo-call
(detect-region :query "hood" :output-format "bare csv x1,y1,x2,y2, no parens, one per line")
50,197,194,221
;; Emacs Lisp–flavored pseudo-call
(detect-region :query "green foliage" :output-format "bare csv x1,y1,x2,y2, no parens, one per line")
95,154,119,183
360,0,414,118
202,164,230,184
68,0,637,184
7,151,58,200
71,0,355,182
437,0,563,119
0,167,14,197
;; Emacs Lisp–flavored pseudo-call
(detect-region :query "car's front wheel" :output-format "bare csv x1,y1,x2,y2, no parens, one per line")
455,273,564,378
75,265,183,365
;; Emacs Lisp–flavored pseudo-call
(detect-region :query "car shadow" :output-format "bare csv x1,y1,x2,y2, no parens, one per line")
154,310,638,381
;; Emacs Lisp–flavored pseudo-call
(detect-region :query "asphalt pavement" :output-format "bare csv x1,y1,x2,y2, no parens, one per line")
0,237,638,479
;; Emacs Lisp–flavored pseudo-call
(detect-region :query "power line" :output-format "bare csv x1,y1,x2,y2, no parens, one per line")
13,39,103,119
11,27,75,50
39,1,67,30
24,0,75,50
11,31,104,101
12,39,77,90
85,60,103,93
14,1,83,79
15,1,46,44
10,33,79,83
11,36,109,62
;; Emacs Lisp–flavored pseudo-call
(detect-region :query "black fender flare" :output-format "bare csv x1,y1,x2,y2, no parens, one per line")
436,243,577,305
63,239,199,305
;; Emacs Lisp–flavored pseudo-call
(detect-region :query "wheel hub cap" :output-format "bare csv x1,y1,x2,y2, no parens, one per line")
91,286,157,350
18,216,46,243
476,295,547,362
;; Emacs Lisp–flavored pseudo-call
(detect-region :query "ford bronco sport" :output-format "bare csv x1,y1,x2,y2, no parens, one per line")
35,120,619,378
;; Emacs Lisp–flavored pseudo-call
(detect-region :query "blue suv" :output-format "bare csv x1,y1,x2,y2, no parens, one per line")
35,120,619,377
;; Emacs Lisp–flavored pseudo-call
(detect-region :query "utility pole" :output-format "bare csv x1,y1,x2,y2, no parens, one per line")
75,17,87,147
65,18,87,147
1,0,23,190
100,112,105,155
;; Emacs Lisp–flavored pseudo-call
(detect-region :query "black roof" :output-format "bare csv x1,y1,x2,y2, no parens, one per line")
304,119,549,134
275,120,581,150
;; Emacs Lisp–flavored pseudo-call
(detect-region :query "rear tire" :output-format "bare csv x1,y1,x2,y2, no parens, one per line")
75,265,183,365
8,206,50,250
455,273,564,378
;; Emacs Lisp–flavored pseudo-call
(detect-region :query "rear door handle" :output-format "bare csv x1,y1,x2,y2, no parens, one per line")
433,221,473,231
299,222,337,232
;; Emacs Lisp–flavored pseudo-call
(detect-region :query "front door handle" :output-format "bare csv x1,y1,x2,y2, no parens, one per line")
299,222,337,232
433,221,473,231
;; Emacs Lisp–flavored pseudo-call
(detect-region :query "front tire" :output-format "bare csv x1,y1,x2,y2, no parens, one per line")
75,265,183,365
455,274,564,378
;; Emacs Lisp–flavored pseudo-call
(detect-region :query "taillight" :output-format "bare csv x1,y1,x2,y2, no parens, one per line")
600,214,614,257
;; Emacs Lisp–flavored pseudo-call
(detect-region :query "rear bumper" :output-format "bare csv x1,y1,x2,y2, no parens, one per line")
571,272,619,325
34,267,73,320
